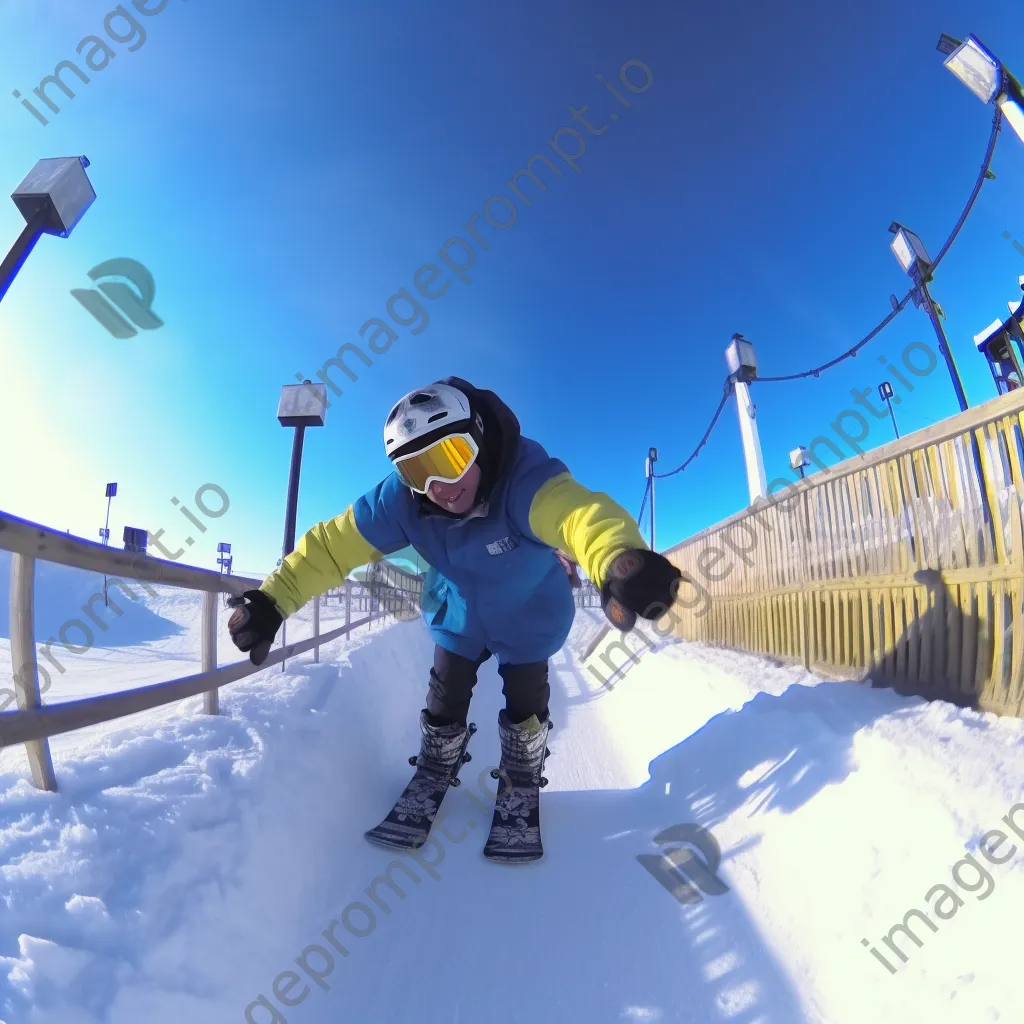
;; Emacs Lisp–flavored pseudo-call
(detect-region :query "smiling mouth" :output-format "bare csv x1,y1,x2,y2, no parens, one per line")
445,489,466,507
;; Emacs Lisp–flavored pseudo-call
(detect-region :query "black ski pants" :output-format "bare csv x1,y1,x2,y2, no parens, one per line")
426,645,549,727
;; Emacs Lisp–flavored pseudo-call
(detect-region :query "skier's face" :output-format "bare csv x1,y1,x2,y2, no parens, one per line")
427,462,481,514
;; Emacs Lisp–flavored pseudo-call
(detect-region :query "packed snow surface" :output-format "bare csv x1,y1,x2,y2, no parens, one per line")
1,557,1022,1023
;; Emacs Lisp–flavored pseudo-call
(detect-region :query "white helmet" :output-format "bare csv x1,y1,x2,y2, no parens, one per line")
383,382,478,461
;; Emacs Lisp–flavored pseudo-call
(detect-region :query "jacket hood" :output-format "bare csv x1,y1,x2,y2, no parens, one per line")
411,375,522,519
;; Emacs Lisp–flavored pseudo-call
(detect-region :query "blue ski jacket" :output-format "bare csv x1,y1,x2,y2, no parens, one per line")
259,378,647,664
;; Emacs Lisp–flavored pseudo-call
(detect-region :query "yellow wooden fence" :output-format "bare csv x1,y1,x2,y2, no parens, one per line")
661,388,1024,716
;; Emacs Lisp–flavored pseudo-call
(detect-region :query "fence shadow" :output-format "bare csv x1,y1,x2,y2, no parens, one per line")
857,569,996,713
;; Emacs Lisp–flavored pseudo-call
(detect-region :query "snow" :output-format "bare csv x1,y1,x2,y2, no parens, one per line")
1,557,1023,1023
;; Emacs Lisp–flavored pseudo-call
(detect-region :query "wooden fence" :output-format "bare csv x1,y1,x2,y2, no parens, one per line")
662,387,1024,717
0,509,424,791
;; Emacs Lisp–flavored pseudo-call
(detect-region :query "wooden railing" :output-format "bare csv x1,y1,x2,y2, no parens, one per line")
0,510,423,791
574,582,602,608
663,388,1024,717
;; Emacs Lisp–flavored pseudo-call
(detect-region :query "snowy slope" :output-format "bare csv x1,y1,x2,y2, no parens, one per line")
0,567,1023,1023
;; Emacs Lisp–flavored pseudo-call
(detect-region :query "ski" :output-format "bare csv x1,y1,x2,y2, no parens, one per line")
364,722,477,851
482,764,546,862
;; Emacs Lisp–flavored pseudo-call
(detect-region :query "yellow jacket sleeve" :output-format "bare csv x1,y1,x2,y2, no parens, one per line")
259,506,382,618
527,472,648,590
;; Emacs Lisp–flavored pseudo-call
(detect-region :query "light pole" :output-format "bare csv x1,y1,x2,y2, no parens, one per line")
789,446,814,670
789,446,810,480
889,223,991,524
938,34,1024,144
645,447,658,550
888,222,969,412
277,379,328,558
878,382,901,439
100,482,116,546
1,157,96,304
217,542,233,575
974,276,1024,395
100,481,117,606
277,380,327,673
725,333,767,504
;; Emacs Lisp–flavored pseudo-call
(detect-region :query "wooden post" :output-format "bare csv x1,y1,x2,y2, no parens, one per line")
201,590,218,715
8,554,57,791
313,594,320,664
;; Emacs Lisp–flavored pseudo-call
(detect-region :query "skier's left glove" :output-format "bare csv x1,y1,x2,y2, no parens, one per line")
600,548,682,631
227,589,283,666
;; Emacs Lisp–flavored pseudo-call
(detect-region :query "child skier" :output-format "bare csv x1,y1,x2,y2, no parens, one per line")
227,376,681,860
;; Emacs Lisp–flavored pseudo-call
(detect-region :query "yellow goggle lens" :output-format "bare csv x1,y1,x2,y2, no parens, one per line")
394,434,477,492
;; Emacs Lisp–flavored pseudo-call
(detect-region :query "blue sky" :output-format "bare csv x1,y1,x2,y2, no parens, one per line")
0,0,1022,576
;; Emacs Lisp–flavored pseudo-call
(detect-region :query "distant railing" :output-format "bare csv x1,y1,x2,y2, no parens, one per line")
0,510,423,792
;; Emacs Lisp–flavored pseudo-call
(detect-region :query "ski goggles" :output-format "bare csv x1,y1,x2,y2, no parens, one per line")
392,432,479,493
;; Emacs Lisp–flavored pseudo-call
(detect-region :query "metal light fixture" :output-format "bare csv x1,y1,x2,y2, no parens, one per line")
877,382,901,439
887,222,968,412
789,446,810,479
1,156,96,303
940,34,1024,144
725,332,758,382
888,223,932,279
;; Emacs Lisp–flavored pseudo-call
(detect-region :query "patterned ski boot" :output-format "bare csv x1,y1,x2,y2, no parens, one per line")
365,710,476,851
483,710,552,863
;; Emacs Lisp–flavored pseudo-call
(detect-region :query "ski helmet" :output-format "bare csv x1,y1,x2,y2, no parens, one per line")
383,382,485,492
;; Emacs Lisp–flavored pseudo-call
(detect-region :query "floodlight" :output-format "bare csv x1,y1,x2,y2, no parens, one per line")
11,156,96,237
888,223,931,274
944,36,1001,102
725,333,758,381
942,34,1024,144
277,382,328,427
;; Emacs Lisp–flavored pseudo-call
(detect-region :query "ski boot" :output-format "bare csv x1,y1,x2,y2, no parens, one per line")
483,709,552,863
365,710,476,851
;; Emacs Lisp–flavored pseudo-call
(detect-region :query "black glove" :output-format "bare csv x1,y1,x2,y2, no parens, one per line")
600,549,683,631
227,590,283,666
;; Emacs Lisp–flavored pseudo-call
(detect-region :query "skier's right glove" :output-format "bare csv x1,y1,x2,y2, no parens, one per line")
600,548,682,632
227,589,283,666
